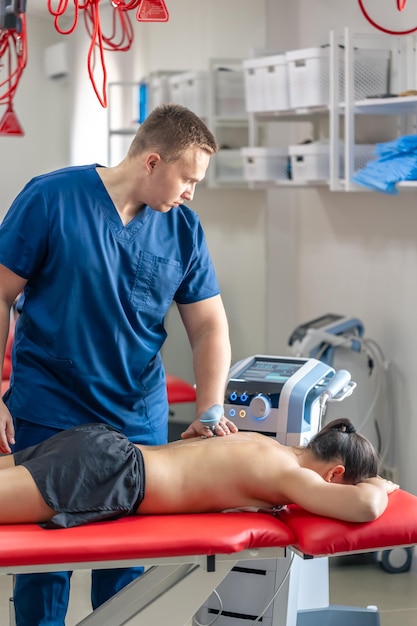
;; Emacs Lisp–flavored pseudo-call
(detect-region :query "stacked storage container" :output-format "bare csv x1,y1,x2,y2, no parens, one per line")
288,141,375,182
168,71,208,117
241,43,390,183
242,54,290,112
241,54,290,182
286,46,391,109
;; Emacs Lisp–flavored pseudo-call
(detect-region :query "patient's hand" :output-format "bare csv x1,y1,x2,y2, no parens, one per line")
366,476,400,495
381,477,400,495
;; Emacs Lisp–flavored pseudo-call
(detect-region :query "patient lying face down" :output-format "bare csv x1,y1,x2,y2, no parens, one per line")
0,417,398,528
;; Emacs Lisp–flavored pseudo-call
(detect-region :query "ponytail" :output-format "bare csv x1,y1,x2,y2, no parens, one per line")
307,418,379,483
326,418,357,434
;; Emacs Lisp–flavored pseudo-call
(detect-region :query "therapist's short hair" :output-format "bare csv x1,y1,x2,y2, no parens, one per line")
307,417,379,484
128,103,219,162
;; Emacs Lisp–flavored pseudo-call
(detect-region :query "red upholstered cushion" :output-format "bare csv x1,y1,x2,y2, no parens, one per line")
0,493,416,568
280,489,417,557
2,321,14,382
0,513,295,568
166,373,196,404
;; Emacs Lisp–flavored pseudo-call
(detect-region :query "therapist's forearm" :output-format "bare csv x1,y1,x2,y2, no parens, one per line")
192,331,231,417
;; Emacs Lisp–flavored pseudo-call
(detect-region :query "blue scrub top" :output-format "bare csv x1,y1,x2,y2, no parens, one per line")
0,164,220,443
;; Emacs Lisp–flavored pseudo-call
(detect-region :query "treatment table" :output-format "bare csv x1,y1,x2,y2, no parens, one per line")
2,488,417,626
2,364,415,624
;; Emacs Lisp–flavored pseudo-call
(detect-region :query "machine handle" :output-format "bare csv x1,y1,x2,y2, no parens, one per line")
322,369,352,399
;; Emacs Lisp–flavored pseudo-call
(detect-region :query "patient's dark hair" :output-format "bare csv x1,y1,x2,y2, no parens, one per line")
307,418,379,483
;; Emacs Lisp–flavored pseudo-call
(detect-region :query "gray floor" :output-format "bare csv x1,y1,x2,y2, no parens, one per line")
329,554,417,626
0,553,415,625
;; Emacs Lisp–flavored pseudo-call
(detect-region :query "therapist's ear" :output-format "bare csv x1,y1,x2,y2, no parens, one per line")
146,153,161,173
325,464,345,483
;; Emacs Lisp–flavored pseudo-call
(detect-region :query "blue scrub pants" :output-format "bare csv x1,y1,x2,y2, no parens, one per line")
12,420,144,626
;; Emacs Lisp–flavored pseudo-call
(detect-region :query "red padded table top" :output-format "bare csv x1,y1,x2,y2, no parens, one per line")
0,490,415,569
165,374,196,404
0,513,294,568
281,489,417,556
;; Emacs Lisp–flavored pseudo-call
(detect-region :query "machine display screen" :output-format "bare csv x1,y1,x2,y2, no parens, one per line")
238,358,304,383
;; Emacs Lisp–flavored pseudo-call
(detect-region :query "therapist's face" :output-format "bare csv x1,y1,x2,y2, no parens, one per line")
146,146,210,213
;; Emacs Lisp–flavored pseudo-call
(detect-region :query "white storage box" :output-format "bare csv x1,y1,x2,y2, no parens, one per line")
286,46,391,109
215,68,246,117
289,141,375,182
243,54,289,112
213,149,245,182
241,147,289,181
168,71,208,117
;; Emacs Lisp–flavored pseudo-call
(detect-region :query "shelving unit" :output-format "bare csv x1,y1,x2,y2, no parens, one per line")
107,36,417,192
243,28,417,192
349,96,417,116
245,106,330,187
339,28,417,192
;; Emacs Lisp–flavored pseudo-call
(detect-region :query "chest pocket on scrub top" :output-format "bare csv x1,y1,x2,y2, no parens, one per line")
130,251,183,313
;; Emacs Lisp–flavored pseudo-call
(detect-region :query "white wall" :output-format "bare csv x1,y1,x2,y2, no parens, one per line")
134,0,267,73
266,0,417,493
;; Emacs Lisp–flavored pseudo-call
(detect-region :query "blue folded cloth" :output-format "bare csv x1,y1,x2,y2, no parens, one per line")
353,135,417,194
375,134,417,158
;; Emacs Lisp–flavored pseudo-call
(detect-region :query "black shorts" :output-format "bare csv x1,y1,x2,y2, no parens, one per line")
14,423,145,529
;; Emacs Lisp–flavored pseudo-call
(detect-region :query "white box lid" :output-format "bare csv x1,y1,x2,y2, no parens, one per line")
286,47,329,62
241,147,289,157
243,54,287,70
288,141,330,155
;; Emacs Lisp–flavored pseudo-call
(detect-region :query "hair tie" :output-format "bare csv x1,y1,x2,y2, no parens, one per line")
345,423,356,434
331,420,356,434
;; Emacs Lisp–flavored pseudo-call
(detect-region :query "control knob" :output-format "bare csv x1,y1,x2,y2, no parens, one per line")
249,394,271,420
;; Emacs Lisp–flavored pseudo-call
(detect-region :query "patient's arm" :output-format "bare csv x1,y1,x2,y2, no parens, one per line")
280,468,398,522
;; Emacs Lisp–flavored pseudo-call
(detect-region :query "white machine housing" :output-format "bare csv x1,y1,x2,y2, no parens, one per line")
225,354,340,446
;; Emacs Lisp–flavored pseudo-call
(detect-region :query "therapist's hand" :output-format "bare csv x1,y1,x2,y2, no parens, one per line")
181,415,238,439
0,399,15,454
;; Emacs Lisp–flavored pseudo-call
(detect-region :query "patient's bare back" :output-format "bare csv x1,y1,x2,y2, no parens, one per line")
139,432,297,514
138,431,396,522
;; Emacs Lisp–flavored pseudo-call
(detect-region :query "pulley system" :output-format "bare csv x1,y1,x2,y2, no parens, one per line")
48,0,169,107
0,0,168,136
0,0,27,135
